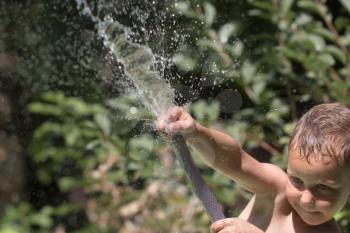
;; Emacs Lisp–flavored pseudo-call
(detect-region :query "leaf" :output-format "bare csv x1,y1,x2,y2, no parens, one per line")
129,136,155,159
32,122,61,140
86,140,102,150
318,53,335,67
52,204,82,216
30,211,53,228
290,33,326,51
252,77,266,98
226,40,244,57
248,9,272,21
58,177,80,192
173,54,197,71
250,0,273,12
37,168,52,184
41,92,65,103
191,100,208,121
64,98,91,116
278,47,303,61
312,27,335,42
190,100,219,122
340,33,350,46
94,113,111,136
339,0,350,15
283,122,296,134
28,103,62,116
174,1,196,18
241,61,257,84
218,23,237,43
335,16,350,31
0,227,20,233
295,13,313,26
280,0,294,16
62,125,81,146
308,34,326,51
297,1,322,15
203,2,216,26
303,53,335,72
325,45,346,64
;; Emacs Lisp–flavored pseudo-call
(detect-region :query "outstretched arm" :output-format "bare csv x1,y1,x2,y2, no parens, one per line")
189,122,285,196
157,107,286,196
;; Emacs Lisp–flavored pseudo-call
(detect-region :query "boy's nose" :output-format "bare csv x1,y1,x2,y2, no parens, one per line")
299,189,315,208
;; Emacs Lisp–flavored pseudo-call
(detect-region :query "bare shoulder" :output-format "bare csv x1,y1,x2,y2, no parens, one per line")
238,150,288,196
258,163,288,193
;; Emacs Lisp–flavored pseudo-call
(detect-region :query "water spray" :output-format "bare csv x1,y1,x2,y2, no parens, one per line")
76,1,226,220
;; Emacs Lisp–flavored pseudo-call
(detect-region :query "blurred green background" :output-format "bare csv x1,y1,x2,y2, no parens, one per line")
0,0,349,232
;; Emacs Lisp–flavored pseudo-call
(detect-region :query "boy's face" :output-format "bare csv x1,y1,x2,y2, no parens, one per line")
286,148,350,225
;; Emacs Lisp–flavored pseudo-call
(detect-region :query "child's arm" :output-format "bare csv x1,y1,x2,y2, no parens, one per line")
157,107,286,196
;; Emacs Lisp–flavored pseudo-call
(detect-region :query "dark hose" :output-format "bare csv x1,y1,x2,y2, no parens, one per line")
171,135,225,222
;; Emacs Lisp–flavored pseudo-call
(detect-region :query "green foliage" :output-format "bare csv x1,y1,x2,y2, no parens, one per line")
5,92,228,232
0,202,65,233
1,0,350,232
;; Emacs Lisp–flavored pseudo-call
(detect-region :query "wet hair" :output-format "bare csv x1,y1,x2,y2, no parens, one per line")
288,103,350,166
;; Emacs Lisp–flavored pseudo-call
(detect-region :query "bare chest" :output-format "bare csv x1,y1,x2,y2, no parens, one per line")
265,213,340,233
239,195,340,233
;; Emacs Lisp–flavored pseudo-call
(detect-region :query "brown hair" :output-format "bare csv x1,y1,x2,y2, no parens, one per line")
288,103,350,165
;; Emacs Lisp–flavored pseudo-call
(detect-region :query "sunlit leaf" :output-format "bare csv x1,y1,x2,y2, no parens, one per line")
312,27,335,42
326,45,346,64
94,113,111,136
280,0,294,16
250,0,273,12
241,61,257,84
297,1,322,15
190,100,220,122
339,0,350,15
28,103,62,116
318,53,335,67
218,23,237,43
295,13,313,26
58,177,80,192
0,227,20,233
173,54,197,71
174,1,196,18
203,2,216,26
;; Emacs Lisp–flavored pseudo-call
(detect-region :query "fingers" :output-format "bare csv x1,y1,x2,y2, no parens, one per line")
210,218,240,233
156,107,189,136
156,119,166,132
211,219,225,233
211,218,263,233
156,118,181,135
168,121,186,135
217,226,237,233
168,107,182,122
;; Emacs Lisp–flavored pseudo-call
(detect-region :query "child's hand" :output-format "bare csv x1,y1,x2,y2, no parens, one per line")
210,218,264,233
156,106,197,138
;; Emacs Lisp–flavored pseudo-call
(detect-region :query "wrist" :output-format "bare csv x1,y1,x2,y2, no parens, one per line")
185,122,201,142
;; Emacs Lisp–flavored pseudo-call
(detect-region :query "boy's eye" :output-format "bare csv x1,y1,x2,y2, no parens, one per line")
290,176,303,186
315,184,332,191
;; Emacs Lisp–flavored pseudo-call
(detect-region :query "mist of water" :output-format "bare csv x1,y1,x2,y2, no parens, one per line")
75,0,178,117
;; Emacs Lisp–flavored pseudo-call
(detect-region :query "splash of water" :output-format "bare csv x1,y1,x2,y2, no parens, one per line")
98,19,174,116
75,0,175,117
75,0,225,222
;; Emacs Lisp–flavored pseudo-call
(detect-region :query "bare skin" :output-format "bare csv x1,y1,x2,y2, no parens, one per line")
157,107,350,233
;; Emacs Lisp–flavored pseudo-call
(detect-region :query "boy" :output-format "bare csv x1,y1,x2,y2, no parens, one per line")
157,103,350,233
